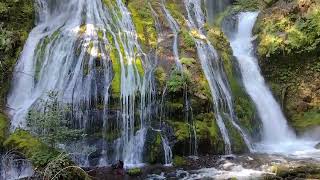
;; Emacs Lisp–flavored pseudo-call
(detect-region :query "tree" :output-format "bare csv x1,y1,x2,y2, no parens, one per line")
27,91,84,147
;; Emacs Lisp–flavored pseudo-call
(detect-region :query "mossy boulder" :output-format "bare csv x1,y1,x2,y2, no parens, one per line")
143,129,164,164
3,130,88,179
194,113,225,154
127,167,142,176
172,155,186,167
271,164,320,179
3,129,61,168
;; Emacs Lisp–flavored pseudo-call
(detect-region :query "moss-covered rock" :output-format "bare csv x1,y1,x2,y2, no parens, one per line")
127,167,142,176
194,113,225,154
3,130,89,179
128,0,157,50
143,129,164,164
271,164,320,179
172,155,186,167
3,129,61,168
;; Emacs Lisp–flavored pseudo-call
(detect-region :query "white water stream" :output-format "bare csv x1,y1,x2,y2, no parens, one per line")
184,0,253,154
230,12,319,158
161,0,183,70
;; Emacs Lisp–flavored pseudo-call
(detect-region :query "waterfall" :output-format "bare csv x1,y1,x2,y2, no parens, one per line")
161,135,173,166
229,12,319,155
184,0,252,154
7,0,153,166
161,0,183,70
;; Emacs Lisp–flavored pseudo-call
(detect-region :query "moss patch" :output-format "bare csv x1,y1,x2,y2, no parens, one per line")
0,113,8,146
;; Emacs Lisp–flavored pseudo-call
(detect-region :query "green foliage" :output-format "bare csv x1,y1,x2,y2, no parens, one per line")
0,0,34,107
155,67,167,90
173,155,186,166
167,69,191,93
233,0,262,11
257,3,320,58
171,121,190,142
180,30,196,50
292,108,320,132
27,91,84,147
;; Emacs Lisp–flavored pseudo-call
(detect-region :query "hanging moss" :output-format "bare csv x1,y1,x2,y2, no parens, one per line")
128,0,157,50
143,129,164,164
194,113,225,154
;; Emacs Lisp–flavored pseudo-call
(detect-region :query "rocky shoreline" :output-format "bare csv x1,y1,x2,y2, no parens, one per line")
85,154,320,179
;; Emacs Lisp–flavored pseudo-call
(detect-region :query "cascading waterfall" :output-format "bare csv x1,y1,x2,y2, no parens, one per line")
161,135,173,165
229,12,295,144
162,0,197,156
161,0,182,70
229,12,319,155
184,0,253,154
7,0,153,166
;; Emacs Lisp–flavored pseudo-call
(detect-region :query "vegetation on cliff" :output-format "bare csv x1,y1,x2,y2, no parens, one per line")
0,0,34,106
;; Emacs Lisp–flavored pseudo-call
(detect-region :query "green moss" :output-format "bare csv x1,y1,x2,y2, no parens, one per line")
173,155,186,166
127,168,142,176
167,69,191,93
0,113,8,146
292,109,320,133
108,35,121,98
128,0,157,50
148,133,162,164
256,2,320,58
155,67,167,91
224,120,247,153
180,30,196,50
171,122,190,142
3,129,60,168
144,130,164,164
194,113,219,140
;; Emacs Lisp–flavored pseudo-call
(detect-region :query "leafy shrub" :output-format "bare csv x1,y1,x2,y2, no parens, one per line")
27,91,84,147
